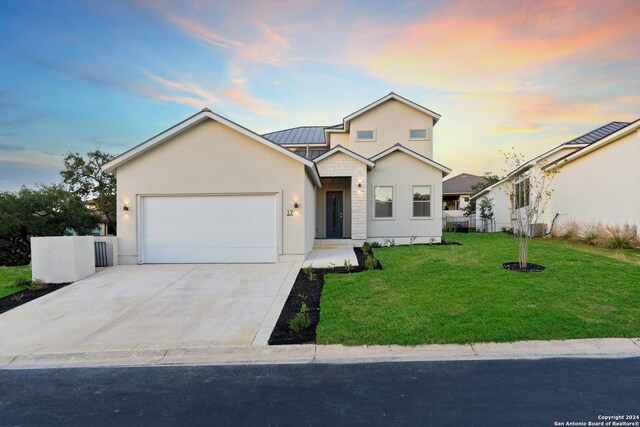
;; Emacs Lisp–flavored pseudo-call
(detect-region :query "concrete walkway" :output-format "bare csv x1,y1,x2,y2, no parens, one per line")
1,338,638,370
303,240,358,268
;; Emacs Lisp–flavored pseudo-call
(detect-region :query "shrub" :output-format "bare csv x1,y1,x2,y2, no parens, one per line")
10,293,24,302
13,277,32,288
604,224,638,249
364,255,379,270
370,241,381,248
361,242,372,254
500,227,514,235
382,238,396,247
579,222,604,246
13,278,48,291
302,266,316,282
560,221,580,240
288,303,311,333
343,259,353,272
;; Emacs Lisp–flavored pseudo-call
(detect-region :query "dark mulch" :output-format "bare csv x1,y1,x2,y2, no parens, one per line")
0,283,71,315
503,262,545,272
268,247,381,345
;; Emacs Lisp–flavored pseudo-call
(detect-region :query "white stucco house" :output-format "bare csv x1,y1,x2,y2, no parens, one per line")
471,119,640,236
102,93,452,264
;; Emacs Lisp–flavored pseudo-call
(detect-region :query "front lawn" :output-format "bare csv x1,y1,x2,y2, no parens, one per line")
316,233,640,345
0,265,31,299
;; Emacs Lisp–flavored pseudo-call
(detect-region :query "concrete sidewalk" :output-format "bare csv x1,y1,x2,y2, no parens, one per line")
1,338,638,370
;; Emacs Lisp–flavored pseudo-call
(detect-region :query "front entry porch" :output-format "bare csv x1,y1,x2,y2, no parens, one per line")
303,239,358,268
315,177,352,239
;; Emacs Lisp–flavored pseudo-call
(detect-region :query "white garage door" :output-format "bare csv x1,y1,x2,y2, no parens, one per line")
141,195,276,263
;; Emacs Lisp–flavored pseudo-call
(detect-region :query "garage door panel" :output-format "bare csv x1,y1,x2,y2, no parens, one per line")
142,195,276,263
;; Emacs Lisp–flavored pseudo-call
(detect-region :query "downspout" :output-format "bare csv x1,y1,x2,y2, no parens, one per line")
545,212,560,236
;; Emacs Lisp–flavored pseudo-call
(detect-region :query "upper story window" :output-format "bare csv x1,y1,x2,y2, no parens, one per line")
412,185,432,218
356,130,375,141
409,129,428,139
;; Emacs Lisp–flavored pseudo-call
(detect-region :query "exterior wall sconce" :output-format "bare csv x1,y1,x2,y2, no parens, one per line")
123,205,129,212
357,182,362,189
293,201,300,210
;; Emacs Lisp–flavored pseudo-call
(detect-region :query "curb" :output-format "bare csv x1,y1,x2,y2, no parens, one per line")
1,338,639,370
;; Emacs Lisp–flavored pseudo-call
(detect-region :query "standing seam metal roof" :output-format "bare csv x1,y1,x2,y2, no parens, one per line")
562,121,630,145
262,126,327,145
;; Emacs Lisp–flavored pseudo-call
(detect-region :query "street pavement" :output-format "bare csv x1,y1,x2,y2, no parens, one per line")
0,357,638,426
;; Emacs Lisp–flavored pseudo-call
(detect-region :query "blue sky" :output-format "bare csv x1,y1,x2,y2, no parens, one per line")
1,0,639,191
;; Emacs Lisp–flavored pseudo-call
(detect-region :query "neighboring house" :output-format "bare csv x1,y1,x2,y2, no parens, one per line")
102,93,452,264
471,120,639,235
442,173,484,213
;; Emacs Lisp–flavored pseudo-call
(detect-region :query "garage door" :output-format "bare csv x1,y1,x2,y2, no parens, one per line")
141,195,276,263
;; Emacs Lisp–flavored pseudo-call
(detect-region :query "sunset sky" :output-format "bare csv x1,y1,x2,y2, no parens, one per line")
1,0,639,191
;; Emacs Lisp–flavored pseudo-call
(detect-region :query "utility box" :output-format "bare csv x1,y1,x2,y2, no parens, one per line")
31,236,96,283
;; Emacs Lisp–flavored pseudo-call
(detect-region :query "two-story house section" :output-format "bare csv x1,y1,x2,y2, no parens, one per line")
104,93,451,264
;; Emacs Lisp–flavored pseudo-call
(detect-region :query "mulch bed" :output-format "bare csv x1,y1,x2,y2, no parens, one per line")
268,247,382,345
0,283,71,315
503,262,545,272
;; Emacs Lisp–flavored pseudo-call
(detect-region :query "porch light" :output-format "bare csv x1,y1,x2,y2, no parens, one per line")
357,182,362,189
123,205,129,212
293,201,300,210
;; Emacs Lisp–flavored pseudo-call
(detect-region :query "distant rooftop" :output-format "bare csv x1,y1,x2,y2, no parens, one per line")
262,126,327,145
443,173,484,194
562,121,630,145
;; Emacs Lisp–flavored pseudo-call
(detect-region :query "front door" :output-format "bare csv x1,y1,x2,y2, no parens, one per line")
326,191,343,238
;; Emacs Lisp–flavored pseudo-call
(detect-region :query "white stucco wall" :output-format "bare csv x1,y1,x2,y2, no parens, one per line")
31,236,95,283
367,151,443,243
115,119,313,264
475,181,512,232
304,171,317,253
549,130,639,230
328,99,435,159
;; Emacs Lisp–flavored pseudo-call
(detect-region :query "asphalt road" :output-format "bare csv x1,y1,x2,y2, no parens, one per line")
0,358,638,426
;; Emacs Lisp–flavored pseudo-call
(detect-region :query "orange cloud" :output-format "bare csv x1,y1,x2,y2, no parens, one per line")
350,0,640,92
221,86,286,119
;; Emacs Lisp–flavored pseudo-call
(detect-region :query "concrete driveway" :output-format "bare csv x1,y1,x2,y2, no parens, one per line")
0,263,299,357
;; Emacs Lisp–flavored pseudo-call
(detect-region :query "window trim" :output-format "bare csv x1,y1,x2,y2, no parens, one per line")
355,129,376,141
372,185,395,220
514,177,530,209
409,128,429,140
410,184,433,220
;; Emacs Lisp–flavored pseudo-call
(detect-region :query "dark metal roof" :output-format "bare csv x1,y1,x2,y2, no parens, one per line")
289,148,329,160
442,173,484,194
563,121,630,145
262,126,327,145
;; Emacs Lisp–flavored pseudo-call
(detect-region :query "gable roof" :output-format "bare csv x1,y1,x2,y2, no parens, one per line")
370,143,451,176
343,92,441,127
471,119,635,200
314,145,375,168
442,173,484,195
101,108,322,187
262,126,327,145
545,118,640,170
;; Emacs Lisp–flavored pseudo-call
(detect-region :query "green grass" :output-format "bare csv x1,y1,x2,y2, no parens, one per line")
317,233,640,345
0,265,31,299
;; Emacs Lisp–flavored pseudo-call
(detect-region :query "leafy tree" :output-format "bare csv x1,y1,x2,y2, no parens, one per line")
477,197,495,232
0,185,100,266
61,150,116,234
462,172,501,217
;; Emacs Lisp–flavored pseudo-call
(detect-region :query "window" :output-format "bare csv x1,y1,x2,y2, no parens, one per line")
412,185,431,218
374,186,393,218
514,178,530,209
356,130,375,141
409,129,428,139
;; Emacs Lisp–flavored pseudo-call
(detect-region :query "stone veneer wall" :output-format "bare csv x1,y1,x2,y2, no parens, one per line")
316,152,368,240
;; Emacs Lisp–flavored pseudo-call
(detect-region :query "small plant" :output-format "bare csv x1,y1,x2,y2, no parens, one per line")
302,266,316,282
343,259,353,272
10,293,24,302
364,255,379,270
560,221,580,240
288,302,311,333
327,262,336,269
579,222,604,246
370,241,381,248
604,224,638,249
361,241,372,254
27,279,48,291
13,277,32,288
382,238,396,247
429,237,435,244
409,236,417,245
